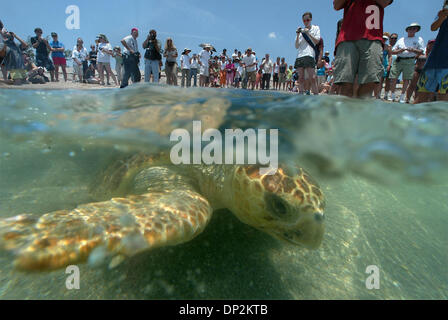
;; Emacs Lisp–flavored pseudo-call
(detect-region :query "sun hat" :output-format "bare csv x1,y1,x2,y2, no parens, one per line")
51,32,57,37
406,22,421,32
131,28,139,33
96,34,108,42
182,48,191,54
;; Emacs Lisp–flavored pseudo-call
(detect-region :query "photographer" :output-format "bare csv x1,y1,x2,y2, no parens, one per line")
120,28,141,88
3,31,28,85
143,29,162,83
415,6,448,103
31,28,55,81
294,12,320,95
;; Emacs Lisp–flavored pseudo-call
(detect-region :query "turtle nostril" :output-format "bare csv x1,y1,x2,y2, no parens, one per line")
314,212,324,222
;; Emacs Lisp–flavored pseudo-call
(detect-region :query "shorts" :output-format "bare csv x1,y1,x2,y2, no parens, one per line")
273,73,279,82
390,58,415,81
98,62,110,67
200,64,209,77
36,55,55,71
294,56,315,69
333,39,383,85
52,57,66,66
417,68,448,94
246,71,256,83
279,73,287,83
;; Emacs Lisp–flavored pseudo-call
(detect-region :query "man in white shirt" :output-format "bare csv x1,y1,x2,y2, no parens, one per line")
294,12,320,94
260,54,273,90
199,44,212,87
241,48,257,90
189,53,200,87
388,22,425,103
120,28,140,88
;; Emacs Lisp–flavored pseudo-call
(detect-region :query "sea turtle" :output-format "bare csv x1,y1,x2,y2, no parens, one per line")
0,153,325,271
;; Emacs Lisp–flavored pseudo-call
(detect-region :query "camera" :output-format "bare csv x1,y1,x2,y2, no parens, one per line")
296,27,302,34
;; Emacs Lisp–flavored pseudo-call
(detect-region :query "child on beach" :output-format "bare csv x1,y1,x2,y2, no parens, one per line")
225,58,235,88
255,68,262,90
113,46,123,86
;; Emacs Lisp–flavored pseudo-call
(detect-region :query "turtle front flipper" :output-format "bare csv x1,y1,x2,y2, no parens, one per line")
0,190,212,271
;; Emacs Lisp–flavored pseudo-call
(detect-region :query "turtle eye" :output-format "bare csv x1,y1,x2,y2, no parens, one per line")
265,193,288,216
272,199,287,215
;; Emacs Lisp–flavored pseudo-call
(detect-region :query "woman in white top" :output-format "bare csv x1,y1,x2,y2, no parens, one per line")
180,48,191,87
163,38,178,86
189,53,199,87
72,38,88,82
97,34,118,86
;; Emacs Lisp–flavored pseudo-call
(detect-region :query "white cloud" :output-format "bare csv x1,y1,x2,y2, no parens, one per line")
268,32,277,39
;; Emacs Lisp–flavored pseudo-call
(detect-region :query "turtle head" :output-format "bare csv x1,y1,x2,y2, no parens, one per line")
231,164,325,249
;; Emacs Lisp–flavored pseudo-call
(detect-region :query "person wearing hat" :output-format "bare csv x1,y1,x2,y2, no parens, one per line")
198,44,213,87
180,48,192,87
49,32,67,82
97,33,118,86
387,22,425,103
143,29,162,83
30,27,55,81
415,7,448,103
120,28,140,88
189,53,199,87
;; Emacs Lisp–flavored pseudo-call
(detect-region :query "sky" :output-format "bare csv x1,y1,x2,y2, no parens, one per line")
1,0,444,66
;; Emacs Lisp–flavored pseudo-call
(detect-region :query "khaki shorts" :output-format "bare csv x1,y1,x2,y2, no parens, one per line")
333,39,383,85
390,58,415,81
247,71,256,83
294,56,315,69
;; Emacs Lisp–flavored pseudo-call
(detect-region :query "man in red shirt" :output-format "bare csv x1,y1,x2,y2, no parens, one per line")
333,0,393,98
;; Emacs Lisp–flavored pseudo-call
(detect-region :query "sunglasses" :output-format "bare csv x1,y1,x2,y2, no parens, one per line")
390,37,397,40
303,19,311,22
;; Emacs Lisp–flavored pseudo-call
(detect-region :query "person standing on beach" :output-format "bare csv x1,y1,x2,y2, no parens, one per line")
97,34,118,86
180,48,192,87
143,29,162,83
31,28,55,82
88,44,97,76
383,33,398,100
190,53,199,87
333,0,393,98
415,8,448,103
71,38,88,83
120,28,140,88
113,46,124,86
278,58,288,91
387,23,425,103
295,12,320,95
199,44,212,87
49,32,67,82
164,38,178,86
273,57,281,90
260,54,273,90
241,48,257,90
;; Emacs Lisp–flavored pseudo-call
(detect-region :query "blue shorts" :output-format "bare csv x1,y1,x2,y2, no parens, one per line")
36,55,55,71
417,68,448,94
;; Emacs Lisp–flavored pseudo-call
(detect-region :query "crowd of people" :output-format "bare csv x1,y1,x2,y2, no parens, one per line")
0,0,447,103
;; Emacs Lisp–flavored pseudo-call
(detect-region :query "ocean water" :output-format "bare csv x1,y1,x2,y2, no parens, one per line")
0,85,447,299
